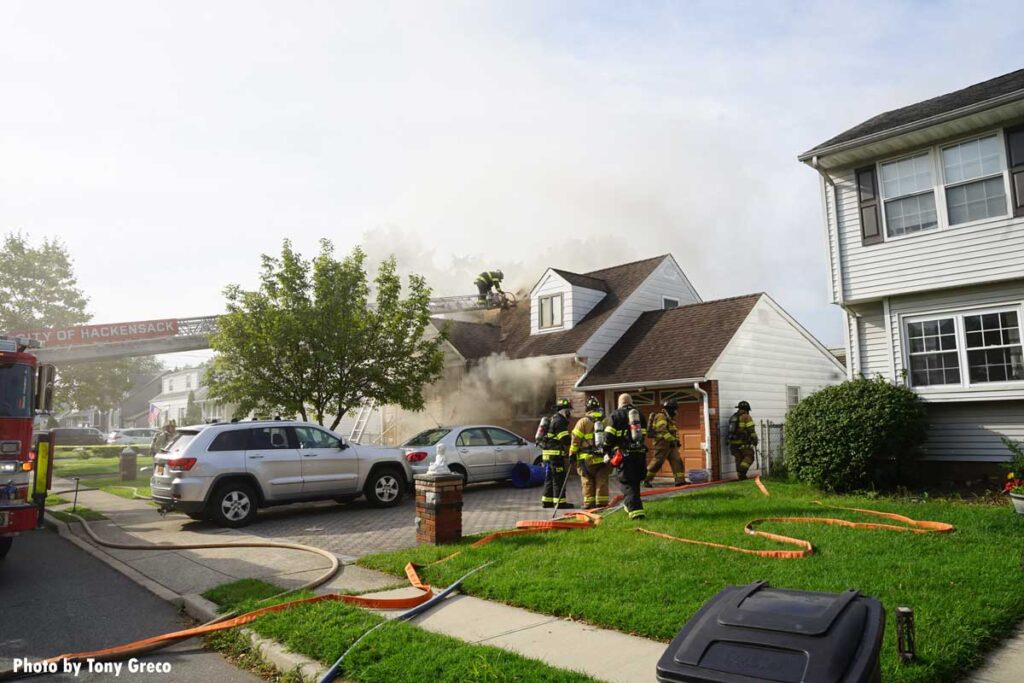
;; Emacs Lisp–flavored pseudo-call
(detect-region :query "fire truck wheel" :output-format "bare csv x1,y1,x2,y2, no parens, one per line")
0,537,11,560
208,482,258,527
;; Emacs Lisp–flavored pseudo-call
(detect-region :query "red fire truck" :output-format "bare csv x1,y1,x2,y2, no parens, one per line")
0,335,56,560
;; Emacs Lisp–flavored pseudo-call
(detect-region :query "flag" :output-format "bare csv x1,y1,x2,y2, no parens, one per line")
148,404,160,427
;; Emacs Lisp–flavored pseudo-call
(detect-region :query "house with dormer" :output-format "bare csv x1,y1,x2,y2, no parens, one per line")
799,68,1024,477
386,254,844,480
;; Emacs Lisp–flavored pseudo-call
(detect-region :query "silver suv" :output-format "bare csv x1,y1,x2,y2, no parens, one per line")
150,420,412,527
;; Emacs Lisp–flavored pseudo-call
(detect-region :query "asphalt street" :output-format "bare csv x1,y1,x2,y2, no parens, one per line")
0,527,259,682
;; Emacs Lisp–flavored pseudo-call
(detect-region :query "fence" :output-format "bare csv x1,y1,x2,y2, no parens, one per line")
759,419,785,477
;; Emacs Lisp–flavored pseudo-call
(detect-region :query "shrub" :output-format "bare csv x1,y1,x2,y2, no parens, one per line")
784,376,928,492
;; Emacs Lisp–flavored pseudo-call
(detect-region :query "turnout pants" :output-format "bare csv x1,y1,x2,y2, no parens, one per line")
542,457,568,507
578,459,610,508
476,282,490,304
732,446,755,480
646,440,685,485
617,451,646,519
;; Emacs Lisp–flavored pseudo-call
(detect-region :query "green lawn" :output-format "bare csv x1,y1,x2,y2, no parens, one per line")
76,475,153,499
52,454,154,479
202,579,598,683
48,506,106,522
359,481,1024,683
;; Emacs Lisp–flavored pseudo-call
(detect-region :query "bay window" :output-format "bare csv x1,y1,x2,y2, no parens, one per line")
905,308,1024,389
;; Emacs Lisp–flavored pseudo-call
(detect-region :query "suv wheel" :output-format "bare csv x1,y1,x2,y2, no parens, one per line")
208,482,258,527
364,468,405,508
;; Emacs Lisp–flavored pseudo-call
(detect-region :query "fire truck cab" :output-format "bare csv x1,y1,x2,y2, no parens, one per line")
0,336,56,560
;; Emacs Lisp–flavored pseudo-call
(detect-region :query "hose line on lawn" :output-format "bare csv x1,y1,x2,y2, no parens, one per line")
0,511,343,682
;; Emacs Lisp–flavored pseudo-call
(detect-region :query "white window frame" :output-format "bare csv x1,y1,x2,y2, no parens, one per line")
538,293,564,330
902,303,1024,391
875,129,1014,242
786,385,801,409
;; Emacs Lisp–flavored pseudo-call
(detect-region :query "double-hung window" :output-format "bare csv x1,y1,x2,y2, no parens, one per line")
941,135,1007,225
538,294,563,330
905,308,1024,388
879,153,938,237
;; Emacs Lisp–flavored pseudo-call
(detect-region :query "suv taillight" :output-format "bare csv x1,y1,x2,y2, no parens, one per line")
405,451,429,462
167,457,197,471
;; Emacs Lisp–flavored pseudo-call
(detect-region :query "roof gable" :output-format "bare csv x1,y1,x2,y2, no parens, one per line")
429,318,501,360
801,68,1024,159
499,255,670,359
576,294,762,388
550,269,608,293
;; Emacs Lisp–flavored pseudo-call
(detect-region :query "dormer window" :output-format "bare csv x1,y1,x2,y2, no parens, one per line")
539,294,563,330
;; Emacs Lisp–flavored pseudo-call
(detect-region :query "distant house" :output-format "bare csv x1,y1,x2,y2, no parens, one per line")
382,255,843,479
114,371,168,428
799,68,1024,477
149,366,234,426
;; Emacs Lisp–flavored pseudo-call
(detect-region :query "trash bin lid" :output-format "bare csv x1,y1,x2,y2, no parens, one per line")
656,581,885,683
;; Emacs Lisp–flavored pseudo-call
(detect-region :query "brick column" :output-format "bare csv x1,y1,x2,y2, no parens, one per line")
414,473,463,545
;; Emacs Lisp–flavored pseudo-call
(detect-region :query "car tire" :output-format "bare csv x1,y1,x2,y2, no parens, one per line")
364,467,405,508
0,537,12,560
208,482,259,528
448,464,468,486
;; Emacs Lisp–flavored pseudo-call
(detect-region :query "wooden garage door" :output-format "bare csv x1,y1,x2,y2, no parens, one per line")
615,391,703,476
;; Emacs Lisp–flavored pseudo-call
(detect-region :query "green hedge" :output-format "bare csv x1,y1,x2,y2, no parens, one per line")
784,376,928,492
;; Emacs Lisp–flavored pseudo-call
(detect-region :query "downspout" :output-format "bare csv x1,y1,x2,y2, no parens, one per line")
693,382,712,473
809,155,856,379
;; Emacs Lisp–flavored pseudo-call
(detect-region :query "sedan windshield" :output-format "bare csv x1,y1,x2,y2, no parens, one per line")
403,428,451,447
0,363,32,418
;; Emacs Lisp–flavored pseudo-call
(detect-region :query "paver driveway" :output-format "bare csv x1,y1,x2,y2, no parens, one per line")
231,476,587,560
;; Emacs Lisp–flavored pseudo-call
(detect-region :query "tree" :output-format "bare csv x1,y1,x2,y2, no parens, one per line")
0,232,89,331
57,356,164,412
184,390,203,425
207,239,446,429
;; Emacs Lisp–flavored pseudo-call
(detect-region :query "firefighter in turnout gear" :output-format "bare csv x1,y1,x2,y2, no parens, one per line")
474,270,504,306
644,398,686,487
541,398,574,509
571,396,609,509
728,400,758,480
604,393,647,519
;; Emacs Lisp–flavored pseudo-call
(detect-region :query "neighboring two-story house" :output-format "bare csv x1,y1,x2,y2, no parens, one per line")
799,68,1024,477
149,366,235,426
382,254,845,479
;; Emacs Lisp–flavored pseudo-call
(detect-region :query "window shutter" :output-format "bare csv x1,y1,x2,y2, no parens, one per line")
855,165,883,245
1006,125,1024,217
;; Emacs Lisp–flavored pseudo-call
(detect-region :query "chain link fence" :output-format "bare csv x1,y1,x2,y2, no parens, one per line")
759,419,785,477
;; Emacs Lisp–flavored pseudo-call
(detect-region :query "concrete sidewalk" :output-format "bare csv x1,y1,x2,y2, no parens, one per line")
47,477,1024,683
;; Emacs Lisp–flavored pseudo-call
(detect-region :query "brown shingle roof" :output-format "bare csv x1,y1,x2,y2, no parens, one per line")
550,269,608,293
499,255,670,359
801,68,1024,159
577,294,762,388
430,318,501,360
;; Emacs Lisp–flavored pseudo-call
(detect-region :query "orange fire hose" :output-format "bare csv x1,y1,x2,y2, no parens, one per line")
17,476,954,678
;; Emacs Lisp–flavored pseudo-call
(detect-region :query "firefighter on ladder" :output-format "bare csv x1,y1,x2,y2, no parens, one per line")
570,396,609,510
474,270,504,306
644,398,686,487
728,400,758,480
604,393,647,520
539,398,574,509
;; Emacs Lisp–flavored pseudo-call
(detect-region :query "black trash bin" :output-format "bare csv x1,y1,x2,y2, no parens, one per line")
656,581,885,683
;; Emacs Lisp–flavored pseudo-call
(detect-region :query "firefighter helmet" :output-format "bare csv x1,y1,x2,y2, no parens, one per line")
555,398,571,411
737,400,751,411
495,270,504,280
664,398,678,414
585,396,602,413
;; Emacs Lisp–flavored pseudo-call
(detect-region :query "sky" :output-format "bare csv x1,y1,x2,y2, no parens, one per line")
2,0,1022,366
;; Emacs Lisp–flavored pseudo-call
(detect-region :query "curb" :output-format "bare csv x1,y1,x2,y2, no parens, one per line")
43,515,326,682
182,594,326,682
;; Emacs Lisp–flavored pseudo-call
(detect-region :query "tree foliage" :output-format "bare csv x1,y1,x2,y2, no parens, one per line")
0,232,89,331
207,240,446,429
784,376,928,492
184,390,203,425
57,357,164,411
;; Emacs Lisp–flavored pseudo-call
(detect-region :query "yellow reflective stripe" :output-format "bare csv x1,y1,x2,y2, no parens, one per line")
571,428,592,440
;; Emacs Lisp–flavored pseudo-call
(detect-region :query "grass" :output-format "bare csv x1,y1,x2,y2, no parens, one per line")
44,494,68,506
52,454,154,479
202,579,599,683
78,475,153,499
359,480,1024,683
48,505,106,522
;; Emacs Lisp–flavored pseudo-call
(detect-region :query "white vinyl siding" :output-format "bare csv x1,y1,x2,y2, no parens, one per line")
830,166,1024,303
922,401,1024,462
529,271,607,334
888,281,1024,401
570,285,606,325
711,296,846,476
577,257,700,368
851,302,890,378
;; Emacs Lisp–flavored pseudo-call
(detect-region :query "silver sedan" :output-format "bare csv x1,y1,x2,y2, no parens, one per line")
401,425,541,484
